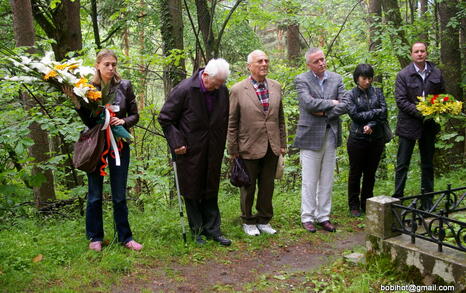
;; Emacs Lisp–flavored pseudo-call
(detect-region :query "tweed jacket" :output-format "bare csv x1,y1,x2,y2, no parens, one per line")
293,70,347,151
227,78,287,160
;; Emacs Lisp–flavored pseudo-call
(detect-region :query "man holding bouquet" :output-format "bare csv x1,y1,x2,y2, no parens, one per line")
394,42,446,210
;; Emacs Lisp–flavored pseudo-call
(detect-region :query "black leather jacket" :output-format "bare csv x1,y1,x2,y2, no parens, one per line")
346,86,387,141
76,79,139,130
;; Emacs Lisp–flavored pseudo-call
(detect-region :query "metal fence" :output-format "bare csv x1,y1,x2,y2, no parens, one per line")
391,185,466,253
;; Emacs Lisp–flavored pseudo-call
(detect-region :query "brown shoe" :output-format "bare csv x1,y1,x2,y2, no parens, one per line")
318,220,336,232
302,221,316,233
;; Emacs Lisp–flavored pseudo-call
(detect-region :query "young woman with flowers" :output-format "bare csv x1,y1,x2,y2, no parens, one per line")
66,49,143,251
345,64,388,217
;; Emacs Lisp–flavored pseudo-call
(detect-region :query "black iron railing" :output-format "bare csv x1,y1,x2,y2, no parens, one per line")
391,185,466,253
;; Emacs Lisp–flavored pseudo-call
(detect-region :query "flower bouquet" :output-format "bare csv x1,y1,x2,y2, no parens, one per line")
416,94,463,125
1,51,115,114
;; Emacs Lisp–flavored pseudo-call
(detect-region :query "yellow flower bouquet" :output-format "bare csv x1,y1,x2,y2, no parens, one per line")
2,51,104,106
416,94,463,125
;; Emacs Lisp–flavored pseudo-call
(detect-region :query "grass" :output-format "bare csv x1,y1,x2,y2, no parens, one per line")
0,158,464,292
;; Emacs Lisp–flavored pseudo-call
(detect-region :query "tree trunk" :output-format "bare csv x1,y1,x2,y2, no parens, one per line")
418,0,428,40
438,0,464,162
434,2,440,48
368,0,382,51
136,0,149,111
31,0,82,60
381,0,410,68
195,0,215,61
53,0,82,60
160,0,186,95
286,23,300,65
10,0,56,208
160,0,187,202
439,0,461,100
122,28,130,57
31,0,83,188
91,0,101,49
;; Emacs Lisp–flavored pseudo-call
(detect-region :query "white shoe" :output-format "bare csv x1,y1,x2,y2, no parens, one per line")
243,224,260,236
257,224,277,234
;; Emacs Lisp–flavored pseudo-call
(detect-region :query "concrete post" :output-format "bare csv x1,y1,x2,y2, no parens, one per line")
366,196,401,240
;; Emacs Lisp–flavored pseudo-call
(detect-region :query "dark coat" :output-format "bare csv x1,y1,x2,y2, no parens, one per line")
347,86,387,141
395,61,445,140
158,69,229,200
76,79,139,130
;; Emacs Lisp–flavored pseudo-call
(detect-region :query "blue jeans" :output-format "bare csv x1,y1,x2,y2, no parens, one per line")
86,143,133,243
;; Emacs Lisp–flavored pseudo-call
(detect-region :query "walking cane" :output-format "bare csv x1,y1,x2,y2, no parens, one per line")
172,159,187,244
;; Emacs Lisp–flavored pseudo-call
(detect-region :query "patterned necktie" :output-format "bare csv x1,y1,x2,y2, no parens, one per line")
257,83,269,111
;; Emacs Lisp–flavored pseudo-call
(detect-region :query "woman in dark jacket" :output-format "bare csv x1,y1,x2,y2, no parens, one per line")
346,64,388,217
68,49,142,251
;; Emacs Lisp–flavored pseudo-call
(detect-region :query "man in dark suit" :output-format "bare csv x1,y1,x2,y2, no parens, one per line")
394,42,445,210
158,58,232,246
294,48,347,233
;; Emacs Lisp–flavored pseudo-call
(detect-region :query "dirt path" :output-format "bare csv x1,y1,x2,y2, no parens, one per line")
113,231,366,292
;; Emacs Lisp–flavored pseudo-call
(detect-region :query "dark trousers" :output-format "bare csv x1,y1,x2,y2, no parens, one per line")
86,144,133,243
394,135,435,209
184,197,222,237
240,146,278,224
347,137,385,212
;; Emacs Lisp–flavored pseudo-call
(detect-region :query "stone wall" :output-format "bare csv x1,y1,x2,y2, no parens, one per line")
365,196,465,291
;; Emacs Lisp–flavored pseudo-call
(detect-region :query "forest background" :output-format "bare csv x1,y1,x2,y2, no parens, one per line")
0,0,464,291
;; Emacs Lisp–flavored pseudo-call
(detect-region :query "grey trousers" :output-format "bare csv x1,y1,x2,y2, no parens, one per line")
300,130,336,223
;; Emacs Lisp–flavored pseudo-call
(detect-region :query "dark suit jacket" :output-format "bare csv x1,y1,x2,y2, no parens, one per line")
158,69,229,199
395,61,445,140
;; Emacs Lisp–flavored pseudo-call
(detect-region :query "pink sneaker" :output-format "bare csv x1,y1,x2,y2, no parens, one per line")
89,241,102,252
124,240,143,251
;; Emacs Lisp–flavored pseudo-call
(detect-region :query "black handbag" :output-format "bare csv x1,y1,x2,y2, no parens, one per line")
230,157,250,187
382,120,393,143
73,124,105,173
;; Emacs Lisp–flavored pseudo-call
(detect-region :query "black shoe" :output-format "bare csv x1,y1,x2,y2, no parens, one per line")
212,235,232,246
350,209,361,217
195,235,206,245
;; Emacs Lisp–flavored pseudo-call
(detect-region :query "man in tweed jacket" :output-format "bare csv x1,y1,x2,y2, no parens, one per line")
228,50,287,236
294,48,347,233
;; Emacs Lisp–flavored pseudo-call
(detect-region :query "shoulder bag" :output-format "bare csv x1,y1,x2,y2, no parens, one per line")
73,124,105,173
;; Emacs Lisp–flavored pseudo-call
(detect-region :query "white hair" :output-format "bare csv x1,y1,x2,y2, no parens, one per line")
204,58,230,80
247,50,266,64
305,47,323,64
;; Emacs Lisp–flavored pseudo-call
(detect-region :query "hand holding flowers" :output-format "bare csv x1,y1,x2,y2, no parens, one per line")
416,94,463,127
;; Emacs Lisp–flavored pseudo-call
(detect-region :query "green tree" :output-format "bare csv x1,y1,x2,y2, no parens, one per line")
10,0,56,208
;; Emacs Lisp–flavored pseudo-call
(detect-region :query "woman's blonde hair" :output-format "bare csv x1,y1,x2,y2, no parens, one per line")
92,49,122,86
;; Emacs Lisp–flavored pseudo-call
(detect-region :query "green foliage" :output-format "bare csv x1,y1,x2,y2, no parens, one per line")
0,1,464,290
0,164,464,291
